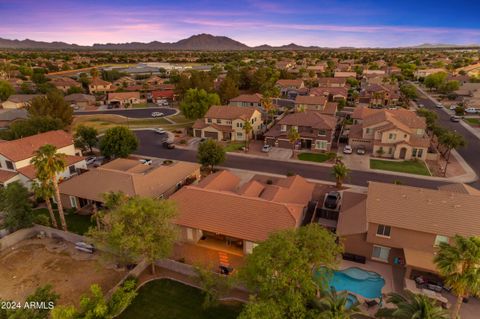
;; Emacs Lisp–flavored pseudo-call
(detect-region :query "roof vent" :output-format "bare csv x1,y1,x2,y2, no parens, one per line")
402,194,407,198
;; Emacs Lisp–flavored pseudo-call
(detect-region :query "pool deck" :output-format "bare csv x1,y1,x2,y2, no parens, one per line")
339,260,394,297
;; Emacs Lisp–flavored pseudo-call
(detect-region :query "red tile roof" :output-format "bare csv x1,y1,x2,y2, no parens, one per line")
17,155,84,180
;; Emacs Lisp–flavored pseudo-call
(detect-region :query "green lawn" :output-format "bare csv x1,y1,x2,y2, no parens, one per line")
464,118,480,126
33,208,95,235
298,152,336,163
118,279,243,319
224,142,245,152
131,103,148,108
370,159,431,176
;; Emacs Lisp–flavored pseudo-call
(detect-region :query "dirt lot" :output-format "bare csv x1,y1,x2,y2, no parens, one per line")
0,238,126,306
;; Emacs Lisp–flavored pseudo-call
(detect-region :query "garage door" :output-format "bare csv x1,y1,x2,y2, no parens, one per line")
194,129,202,138
204,131,219,140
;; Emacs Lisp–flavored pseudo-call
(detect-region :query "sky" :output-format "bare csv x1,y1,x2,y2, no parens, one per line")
0,0,479,48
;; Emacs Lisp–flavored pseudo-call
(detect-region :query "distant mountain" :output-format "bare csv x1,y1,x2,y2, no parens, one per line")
0,34,478,50
408,43,480,48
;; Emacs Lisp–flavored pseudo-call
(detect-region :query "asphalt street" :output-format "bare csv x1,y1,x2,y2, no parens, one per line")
75,107,176,118
134,130,453,190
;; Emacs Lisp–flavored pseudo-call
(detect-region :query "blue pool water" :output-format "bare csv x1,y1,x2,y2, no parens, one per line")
316,267,385,300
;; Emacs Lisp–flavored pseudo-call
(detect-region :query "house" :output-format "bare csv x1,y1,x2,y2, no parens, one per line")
413,68,446,79
317,77,347,88
334,71,357,78
358,84,400,106
337,182,480,279
0,108,28,128
348,107,430,160
363,70,386,76
171,170,314,255
265,111,336,152
307,64,326,75
112,76,136,88
151,90,175,102
88,77,113,94
229,93,263,109
50,77,81,92
310,87,348,102
59,158,201,211
276,79,305,96
64,94,96,109
2,94,43,109
107,92,142,107
192,106,263,141
145,75,165,86
455,62,480,77
0,130,86,188
295,95,327,111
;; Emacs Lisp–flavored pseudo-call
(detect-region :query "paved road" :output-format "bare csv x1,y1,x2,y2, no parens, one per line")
134,130,452,189
75,107,176,118
415,86,480,189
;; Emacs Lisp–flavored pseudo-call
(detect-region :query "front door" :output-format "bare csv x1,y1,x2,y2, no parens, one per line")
399,147,407,159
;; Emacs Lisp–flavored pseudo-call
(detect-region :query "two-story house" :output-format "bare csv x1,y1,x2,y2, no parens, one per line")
348,107,429,160
229,93,263,109
309,87,348,102
317,77,347,88
275,79,305,96
358,84,400,107
337,182,480,279
88,77,113,94
265,111,336,152
0,130,86,189
50,77,81,93
192,106,263,141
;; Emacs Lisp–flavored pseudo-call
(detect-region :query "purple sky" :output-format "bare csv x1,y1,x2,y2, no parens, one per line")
0,0,479,47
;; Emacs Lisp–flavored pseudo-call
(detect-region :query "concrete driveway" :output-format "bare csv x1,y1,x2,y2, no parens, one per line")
268,147,292,160
339,152,370,170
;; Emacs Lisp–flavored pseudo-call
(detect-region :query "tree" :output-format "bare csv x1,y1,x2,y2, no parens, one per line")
288,127,300,157
90,68,99,78
180,88,220,119
376,291,448,319
261,94,276,123
31,144,68,231
66,86,84,95
99,126,138,158
424,72,447,91
194,265,233,309
439,80,460,94
218,76,239,104
89,197,177,274
400,83,418,104
331,161,349,189
238,298,284,319
29,90,73,126
311,288,362,319
416,108,438,131
31,179,58,229
74,125,98,154
434,235,480,319
0,181,33,231
0,80,14,101
243,120,253,151
239,224,343,318
438,130,466,176
0,116,63,140
197,139,226,172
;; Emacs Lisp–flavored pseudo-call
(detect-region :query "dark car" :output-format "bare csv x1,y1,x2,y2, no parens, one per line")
324,191,342,210
163,141,175,149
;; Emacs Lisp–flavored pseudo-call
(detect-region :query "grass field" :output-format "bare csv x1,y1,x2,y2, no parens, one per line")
118,279,243,319
297,152,336,163
464,118,480,126
224,142,245,152
33,208,95,235
370,159,431,176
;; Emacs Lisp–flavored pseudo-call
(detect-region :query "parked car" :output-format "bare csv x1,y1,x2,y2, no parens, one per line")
151,111,164,117
450,105,458,110
324,191,342,210
343,145,353,154
93,156,105,167
450,116,460,122
85,156,96,165
139,159,152,165
356,145,366,155
435,103,443,109
418,103,424,108
261,144,272,153
156,99,169,106
163,141,175,149
465,107,478,114
154,128,166,134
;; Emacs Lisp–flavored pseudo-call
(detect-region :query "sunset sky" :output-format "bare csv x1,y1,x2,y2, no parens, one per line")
0,0,478,47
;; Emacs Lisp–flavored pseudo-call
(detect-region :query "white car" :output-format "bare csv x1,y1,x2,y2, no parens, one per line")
139,159,152,165
154,128,166,134
157,100,169,106
465,108,478,114
435,103,443,109
85,156,96,165
343,145,353,154
151,111,164,117
418,103,424,108
450,105,458,110
261,144,272,153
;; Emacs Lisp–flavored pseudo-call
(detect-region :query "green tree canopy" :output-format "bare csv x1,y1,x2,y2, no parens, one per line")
28,90,73,126
400,83,418,101
0,80,15,101
239,224,343,319
99,126,138,158
180,88,220,119
376,291,448,319
197,139,226,171
218,76,239,104
424,72,448,90
66,86,84,95
0,116,64,141
0,181,33,231
74,125,98,153
1,284,59,319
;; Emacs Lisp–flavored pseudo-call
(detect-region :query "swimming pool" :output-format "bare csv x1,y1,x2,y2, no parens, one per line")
316,267,385,300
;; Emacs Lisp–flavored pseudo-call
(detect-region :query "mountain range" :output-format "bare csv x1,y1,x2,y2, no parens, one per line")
0,34,478,50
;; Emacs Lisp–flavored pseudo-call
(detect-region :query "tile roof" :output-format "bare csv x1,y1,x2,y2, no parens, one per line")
354,107,426,130
17,155,84,180
278,111,336,130
0,130,73,162
276,79,304,88
295,95,327,106
337,192,368,236
51,77,80,87
0,170,18,183
0,109,28,121
366,182,480,237
437,183,480,196
107,92,140,100
310,87,348,97
6,94,44,103
230,93,263,103
64,94,96,103
204,105,258,120
90,77,111,86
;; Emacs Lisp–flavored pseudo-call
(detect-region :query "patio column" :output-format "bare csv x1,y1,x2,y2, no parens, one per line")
405,266,412,279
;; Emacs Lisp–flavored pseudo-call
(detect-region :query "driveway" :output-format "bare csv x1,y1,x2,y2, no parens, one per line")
268,147,292,160
75,107,177,119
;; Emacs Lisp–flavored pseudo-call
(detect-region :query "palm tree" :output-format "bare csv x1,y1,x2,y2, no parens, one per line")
31,179,58,229
312,288,362,319
31,144,68,231
434,235,480,319
261,95,275,124
243,120,253,152
376,291,449,319
288,126,300,157
438,131,466,176
331,161,349,189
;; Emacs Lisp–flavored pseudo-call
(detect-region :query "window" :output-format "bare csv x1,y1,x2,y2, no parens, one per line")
417,149,424,158
186,228,194,241
68,165,76,175
216,119,221,124
316,140,327,150
412,148,418,157
5,160,14,170
237,122,243,128
388,133,396,140
69,196,77,208
366,128,372,134
372,245,390,262
237,132,243,137
376,224,391,237
388,147,393,154
318,129,327,136
227,120,232,125
281,125,287,132
207,118,212,123
434,235,449,247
